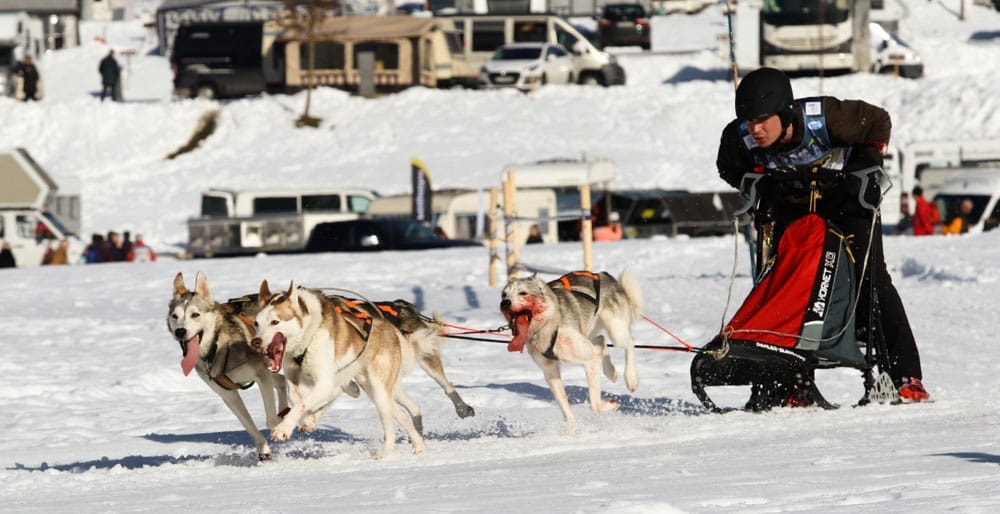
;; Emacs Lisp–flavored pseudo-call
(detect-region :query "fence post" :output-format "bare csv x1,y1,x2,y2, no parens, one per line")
504,171,521,281
581,183,593,272
488,186,499,287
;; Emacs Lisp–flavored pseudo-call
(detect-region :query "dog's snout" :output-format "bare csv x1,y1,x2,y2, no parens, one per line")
500,299,511,309
174,328,186,338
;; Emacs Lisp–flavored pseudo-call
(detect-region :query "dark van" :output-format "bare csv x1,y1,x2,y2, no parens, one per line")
170,22,268,99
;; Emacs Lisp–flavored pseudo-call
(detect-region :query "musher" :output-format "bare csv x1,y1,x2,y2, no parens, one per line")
715,67,929,405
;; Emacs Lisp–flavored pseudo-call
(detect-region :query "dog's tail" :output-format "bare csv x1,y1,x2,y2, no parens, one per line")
619,268,644,321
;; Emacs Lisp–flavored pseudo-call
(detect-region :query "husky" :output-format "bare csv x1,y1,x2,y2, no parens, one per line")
500,270,643,430
167,272,290,461
226,294,475,432
251,280,426,458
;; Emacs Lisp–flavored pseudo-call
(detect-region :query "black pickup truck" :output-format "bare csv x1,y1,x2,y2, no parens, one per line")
170,21,273,99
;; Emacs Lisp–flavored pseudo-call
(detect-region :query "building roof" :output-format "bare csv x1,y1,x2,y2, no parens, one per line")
0,0,77,13
158,0,283,10
278,16,438,42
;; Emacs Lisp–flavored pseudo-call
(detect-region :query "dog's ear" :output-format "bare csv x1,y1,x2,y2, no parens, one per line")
287,280,298,308
172,272,188,298
258,280,272,306
194,271,213,302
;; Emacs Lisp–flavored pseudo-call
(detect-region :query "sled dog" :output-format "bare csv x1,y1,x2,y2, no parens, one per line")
251,280,426,458
500,270,643,430
226,294,475,432
167,272,289,461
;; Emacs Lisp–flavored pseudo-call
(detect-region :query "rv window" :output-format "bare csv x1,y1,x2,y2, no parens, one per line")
253,197,297,214
472,20,504,52
301,41,345,69
0,53,11,67
445,32,463,54
354,42,399,70
347,195,372,213
201,196,229,217
513,22,546,43
302,194,341,212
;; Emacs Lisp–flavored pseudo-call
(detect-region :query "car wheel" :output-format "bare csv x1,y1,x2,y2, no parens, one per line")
195,83,217,100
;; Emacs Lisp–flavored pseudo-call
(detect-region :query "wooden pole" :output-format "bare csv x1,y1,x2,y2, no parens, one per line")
580,183,593,272
488,186,499,287
504,171,520,281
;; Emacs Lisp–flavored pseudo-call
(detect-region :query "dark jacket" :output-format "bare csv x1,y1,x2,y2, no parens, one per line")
717,97,891,188
717,96,891,220
14,61,39,91
99,55,121,85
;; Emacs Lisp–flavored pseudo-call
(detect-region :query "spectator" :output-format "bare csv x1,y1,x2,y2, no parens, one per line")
526,224,544,244
107,231,126,261
0,241,16,268
910,186,940,236
593,212,623,241
13,55,40,101
122,231,134,260
48,240,69,265
942,198,973,235
85,233,105,263
128,233,157,262
99,49,122,102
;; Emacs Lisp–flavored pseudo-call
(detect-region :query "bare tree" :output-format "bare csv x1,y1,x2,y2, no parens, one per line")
282,0,339,128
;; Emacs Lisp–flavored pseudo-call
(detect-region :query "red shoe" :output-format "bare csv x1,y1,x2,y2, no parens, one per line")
898,378,929,402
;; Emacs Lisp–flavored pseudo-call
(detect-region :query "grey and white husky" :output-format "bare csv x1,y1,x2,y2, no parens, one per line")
500,270,643,430
167,272,289,461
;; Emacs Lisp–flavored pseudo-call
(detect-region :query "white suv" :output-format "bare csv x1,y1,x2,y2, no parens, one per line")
479,42,575,91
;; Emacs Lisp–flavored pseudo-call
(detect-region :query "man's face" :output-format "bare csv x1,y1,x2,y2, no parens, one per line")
745,114,784,148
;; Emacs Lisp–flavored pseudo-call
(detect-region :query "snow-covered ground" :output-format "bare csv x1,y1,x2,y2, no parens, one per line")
2,1,1000,512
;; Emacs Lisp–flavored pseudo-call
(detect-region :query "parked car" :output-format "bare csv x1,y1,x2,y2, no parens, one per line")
479,42,575,91
599,3,651,50
305,218,482,252
171,22,268,99
869,22,923,79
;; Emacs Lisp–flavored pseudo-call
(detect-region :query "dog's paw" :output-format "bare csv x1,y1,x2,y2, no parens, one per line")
270,423,294,442
455,404,476,418
599,398,620,412
411,441,426,455
297,413,319,433
626,372,639,393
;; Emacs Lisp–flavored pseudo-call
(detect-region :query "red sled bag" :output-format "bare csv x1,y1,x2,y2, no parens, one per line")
691,214,866,411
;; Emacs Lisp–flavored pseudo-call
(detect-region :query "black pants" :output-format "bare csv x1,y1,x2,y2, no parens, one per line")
101,83,116,101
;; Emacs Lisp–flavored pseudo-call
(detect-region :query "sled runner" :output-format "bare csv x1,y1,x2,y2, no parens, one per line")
691,166,895,412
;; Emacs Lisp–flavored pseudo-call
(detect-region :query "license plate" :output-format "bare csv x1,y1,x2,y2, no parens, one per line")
494,75,515,84
617,21,634,28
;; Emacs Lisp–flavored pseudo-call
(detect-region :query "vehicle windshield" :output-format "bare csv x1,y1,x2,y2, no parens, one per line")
762,0,850,25
388,220,441,241
42,211,76,237
492,47,542,61
603,5,645,20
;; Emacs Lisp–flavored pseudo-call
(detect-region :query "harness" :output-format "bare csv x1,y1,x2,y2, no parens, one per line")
541,271,603,361
738,97,850,171
291,296,379,367
201,327,255,392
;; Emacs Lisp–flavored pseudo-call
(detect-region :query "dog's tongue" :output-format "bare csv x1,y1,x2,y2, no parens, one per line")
507,314,530,353
267,333,286,373
180,335,200,376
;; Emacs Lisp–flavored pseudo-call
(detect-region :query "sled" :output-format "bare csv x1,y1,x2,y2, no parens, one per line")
691,167,895,412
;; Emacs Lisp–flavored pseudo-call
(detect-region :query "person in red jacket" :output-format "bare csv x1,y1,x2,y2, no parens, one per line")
910,186,939,236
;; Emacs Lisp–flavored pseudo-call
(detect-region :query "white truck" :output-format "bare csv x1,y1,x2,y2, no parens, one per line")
0,148,84,268
896,139,1000,223
187,188,377,257
0,12,43,98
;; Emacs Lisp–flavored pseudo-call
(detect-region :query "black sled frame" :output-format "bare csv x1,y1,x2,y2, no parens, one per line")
691,166,897,412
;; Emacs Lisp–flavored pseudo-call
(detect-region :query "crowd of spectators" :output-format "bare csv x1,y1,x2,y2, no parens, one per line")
81,230,156,264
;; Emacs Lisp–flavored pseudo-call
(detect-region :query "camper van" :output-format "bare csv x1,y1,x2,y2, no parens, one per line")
187,188,376,257
366,188,558,244
444,14,626,86
932,168,1000,234
0,148,83,268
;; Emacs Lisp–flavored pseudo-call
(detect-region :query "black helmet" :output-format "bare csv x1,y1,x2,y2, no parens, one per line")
735,67,794,124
